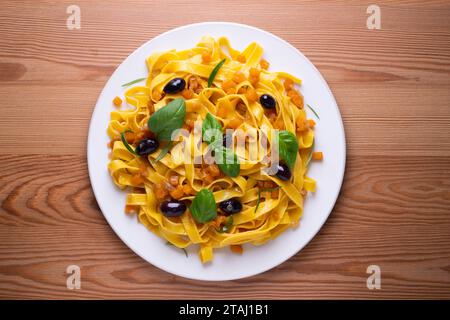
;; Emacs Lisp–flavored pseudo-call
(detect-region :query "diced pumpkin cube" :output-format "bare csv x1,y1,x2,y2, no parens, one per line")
113,96,122,107
169,185,184,199
201,51,212,63
284,78,294,90
245,88,259,102
249,67,260,77
181,89,194,99
312,151,323,161
260,59,269,70
125,205,139,214
236,54,246,63
230,245,243,254
130,174,144,186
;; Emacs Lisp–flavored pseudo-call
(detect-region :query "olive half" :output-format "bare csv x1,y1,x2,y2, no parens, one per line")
163,78,186,94
160,200,187,217
274,162,292,181
219,198,243,215
135,138,159,156
260,94,276,109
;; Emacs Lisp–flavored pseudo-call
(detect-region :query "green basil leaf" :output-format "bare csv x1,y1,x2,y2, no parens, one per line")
190,189,217,223
202,113,223,145
200,112,239,177
208,59,226,87
122,77,147,87
278,130,299,168
120,130,137,155
148,98,186,142
215,146,240,177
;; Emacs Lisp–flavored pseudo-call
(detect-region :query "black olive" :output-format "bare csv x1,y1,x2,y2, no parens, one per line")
160,200,187,217
260,94,276,109
274,162,292,181
219,198,243,215
163,78,186,94
135,138,159,156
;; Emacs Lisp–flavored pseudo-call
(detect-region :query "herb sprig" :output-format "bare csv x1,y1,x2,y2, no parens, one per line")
306,138,315,167
306,104,320,120
122,77,147,87
216,216,233,233
207,59,226,87
154,141,173,162
120,130,137,155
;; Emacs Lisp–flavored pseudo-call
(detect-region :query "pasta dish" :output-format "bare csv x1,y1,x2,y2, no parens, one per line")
107,36,322,263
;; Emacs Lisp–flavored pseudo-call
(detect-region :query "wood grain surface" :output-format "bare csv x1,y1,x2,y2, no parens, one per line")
1,0,449,299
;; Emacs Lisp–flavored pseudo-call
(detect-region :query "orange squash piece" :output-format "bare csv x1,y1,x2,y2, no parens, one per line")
113,96,122,107
260,59,269,70
312,152,323,161
236,54,246,63
201,51,212,63
230,245,243,254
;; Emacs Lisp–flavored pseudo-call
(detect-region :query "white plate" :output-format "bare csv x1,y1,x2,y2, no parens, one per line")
87,22,346,281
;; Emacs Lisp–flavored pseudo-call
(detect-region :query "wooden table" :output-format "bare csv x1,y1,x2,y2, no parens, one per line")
1,0,449,299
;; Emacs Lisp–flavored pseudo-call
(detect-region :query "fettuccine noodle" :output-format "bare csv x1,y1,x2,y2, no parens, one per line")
107,36,318,263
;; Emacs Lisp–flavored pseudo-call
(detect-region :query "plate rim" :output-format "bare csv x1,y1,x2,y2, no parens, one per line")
87,21,346,281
